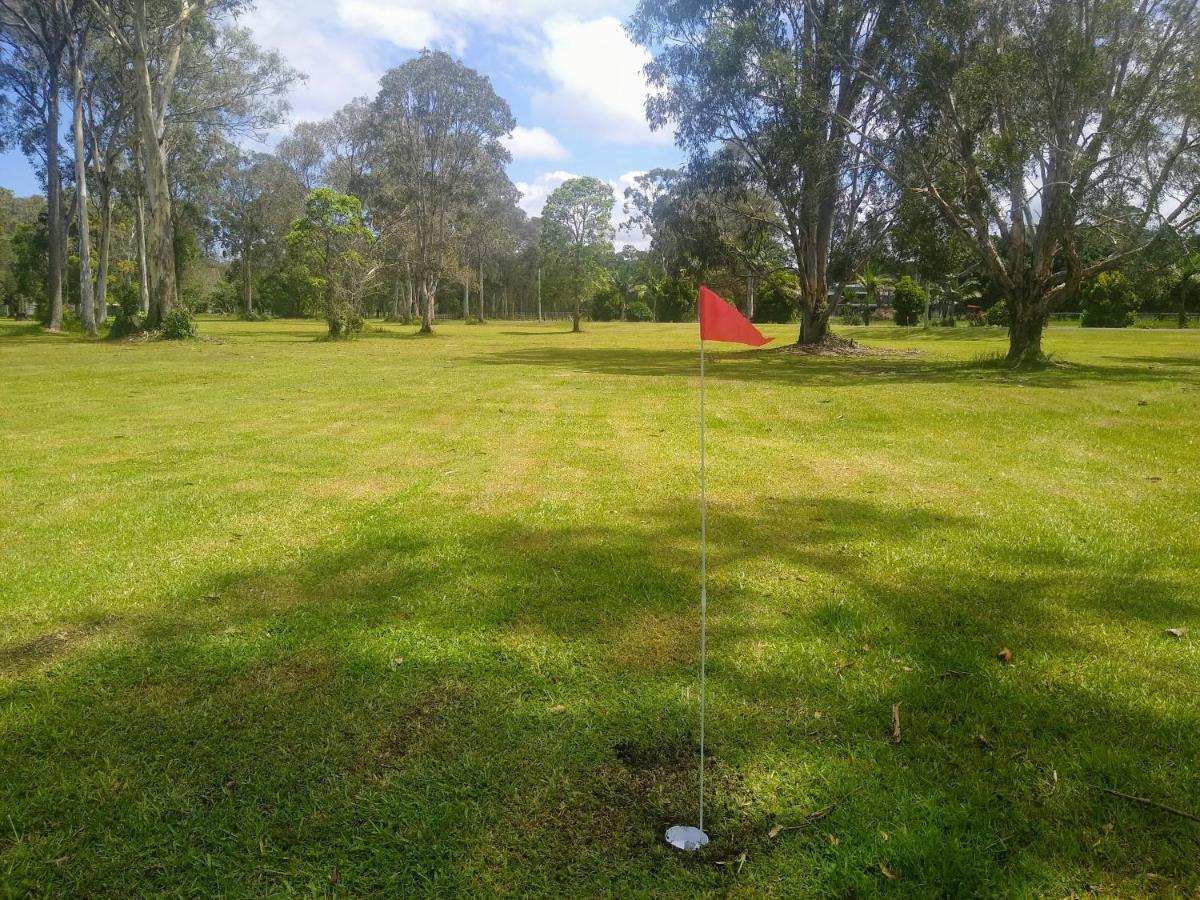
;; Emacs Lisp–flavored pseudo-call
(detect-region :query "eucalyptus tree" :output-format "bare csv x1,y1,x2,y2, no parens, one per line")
630,0,897,345
540,176,615,333
369,51,515,333
286,188,378,338
872,0,1200,362
89,0,295,327
0,0,87,330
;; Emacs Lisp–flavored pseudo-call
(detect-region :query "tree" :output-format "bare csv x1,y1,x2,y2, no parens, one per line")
1080,272,1140,327
370,51,515,334
873,0,1200,361
855,263,889,327
892,276,926,326
0,0,85,331
541,176,615,333
286,188,377,338
1164,252,1200,328
90,0,296,327
631,0,896,345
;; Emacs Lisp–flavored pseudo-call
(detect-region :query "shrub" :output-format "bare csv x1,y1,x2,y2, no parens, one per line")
985,299,1011,326
590,286,621,321
626,300,653,322
106,279,144,339
892,276,926,326
754,271,798,323
1081,272,1140,327
160,306,197,340
935,315,957,327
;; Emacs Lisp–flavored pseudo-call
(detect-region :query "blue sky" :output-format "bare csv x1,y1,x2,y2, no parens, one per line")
0,0,683,246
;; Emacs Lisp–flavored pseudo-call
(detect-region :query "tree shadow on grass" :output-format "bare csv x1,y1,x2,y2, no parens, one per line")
1,494,1197,895
483,345,1200,389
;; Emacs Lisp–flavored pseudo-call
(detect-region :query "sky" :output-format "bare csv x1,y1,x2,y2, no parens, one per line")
0,0,683,247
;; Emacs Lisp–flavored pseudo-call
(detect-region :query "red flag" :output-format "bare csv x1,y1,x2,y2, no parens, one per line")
698,285,774,346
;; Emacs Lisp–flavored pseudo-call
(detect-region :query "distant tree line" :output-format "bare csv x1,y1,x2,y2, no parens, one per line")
2,0,1198,359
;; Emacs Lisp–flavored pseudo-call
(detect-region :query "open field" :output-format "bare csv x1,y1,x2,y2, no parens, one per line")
1,319,1198,896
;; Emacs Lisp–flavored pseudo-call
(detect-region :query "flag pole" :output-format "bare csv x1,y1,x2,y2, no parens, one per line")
666,310,712,852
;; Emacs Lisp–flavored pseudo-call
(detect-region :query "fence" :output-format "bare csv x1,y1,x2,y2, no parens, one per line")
1050,312,1200,325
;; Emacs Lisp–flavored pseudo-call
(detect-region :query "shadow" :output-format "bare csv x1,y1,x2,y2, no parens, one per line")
1,490,1197,895
482,345,1200,389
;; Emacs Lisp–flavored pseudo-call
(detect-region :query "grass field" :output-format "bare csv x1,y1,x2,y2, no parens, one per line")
1,318,1198,897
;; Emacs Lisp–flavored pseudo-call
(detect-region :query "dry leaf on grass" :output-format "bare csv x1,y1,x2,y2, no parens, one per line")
1165,627,1187,638
879,864,900,881
998,647,1014,664
890,703,902,744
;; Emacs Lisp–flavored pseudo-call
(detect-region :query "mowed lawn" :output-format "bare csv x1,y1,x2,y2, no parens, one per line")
1,318,1198,897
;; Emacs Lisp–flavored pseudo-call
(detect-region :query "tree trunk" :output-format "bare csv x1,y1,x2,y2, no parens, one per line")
463,269,470,319
796,279,830,345
419,275,436,333
1007,302,1046,363
746,274,755,321
478,257,485,322
243,253,253,315
45,72,64,331
537,267,543,321
133,42,177,328
572,297,582,333
135,189,150,316
72,58,96,337
95,187,112,323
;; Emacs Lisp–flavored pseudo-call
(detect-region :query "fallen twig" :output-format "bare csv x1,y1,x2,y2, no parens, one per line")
1091,785,1200,824
769,804,836,838
891,702,902,744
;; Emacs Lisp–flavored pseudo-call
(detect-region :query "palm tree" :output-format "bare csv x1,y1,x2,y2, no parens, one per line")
1168,253,1200,328
856,263,890,326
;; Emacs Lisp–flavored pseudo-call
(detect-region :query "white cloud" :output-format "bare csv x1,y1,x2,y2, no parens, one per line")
516,169,651,250
534,17,671,146
335,0,450,51
514,170,579,218
239,2,385,126
504,126,569,161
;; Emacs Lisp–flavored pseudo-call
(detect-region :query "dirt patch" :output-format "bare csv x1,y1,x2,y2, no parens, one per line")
773,336,923,357
0,615,120,672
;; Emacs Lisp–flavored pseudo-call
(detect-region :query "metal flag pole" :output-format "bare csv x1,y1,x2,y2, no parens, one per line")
666,328,711,852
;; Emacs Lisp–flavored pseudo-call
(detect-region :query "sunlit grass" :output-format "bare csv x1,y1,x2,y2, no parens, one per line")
1,318,1198,895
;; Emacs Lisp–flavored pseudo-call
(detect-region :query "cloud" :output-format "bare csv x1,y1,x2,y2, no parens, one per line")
534,17,671,146
514,170,579,218
239,1,386,125
504,126,569,161
335,0,451,51
515,169,651,250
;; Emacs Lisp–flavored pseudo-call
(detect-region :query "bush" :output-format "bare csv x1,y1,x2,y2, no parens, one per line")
754,271,798,323
892,276,926,326
626,300,653,322
160,306,197,340
985,299,1011,326
590,286,621,321
1081,271,1140,327
935,315,957,327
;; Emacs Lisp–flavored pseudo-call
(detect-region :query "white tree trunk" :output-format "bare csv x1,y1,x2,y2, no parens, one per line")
72,57,96,336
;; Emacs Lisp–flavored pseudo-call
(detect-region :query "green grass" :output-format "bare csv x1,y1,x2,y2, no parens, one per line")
1,318,1198,897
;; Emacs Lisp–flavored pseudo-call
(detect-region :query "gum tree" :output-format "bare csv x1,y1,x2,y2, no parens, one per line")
540,176,615,333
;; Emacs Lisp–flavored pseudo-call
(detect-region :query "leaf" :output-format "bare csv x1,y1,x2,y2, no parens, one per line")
1165,627,1187,638
890,702,902,744
997,647,1014,664
768,824,782,839
546,704,566,714
879,864,900,881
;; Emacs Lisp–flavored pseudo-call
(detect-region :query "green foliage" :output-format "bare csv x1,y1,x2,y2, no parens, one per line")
625,300,653,322
754,271,798,323
286,189,375,338
986,300,1012,327
655,273,697,322
105,278,144,340
160,306,197,340
892,276,927,326
590,285,622,322
1081,272,1140,328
